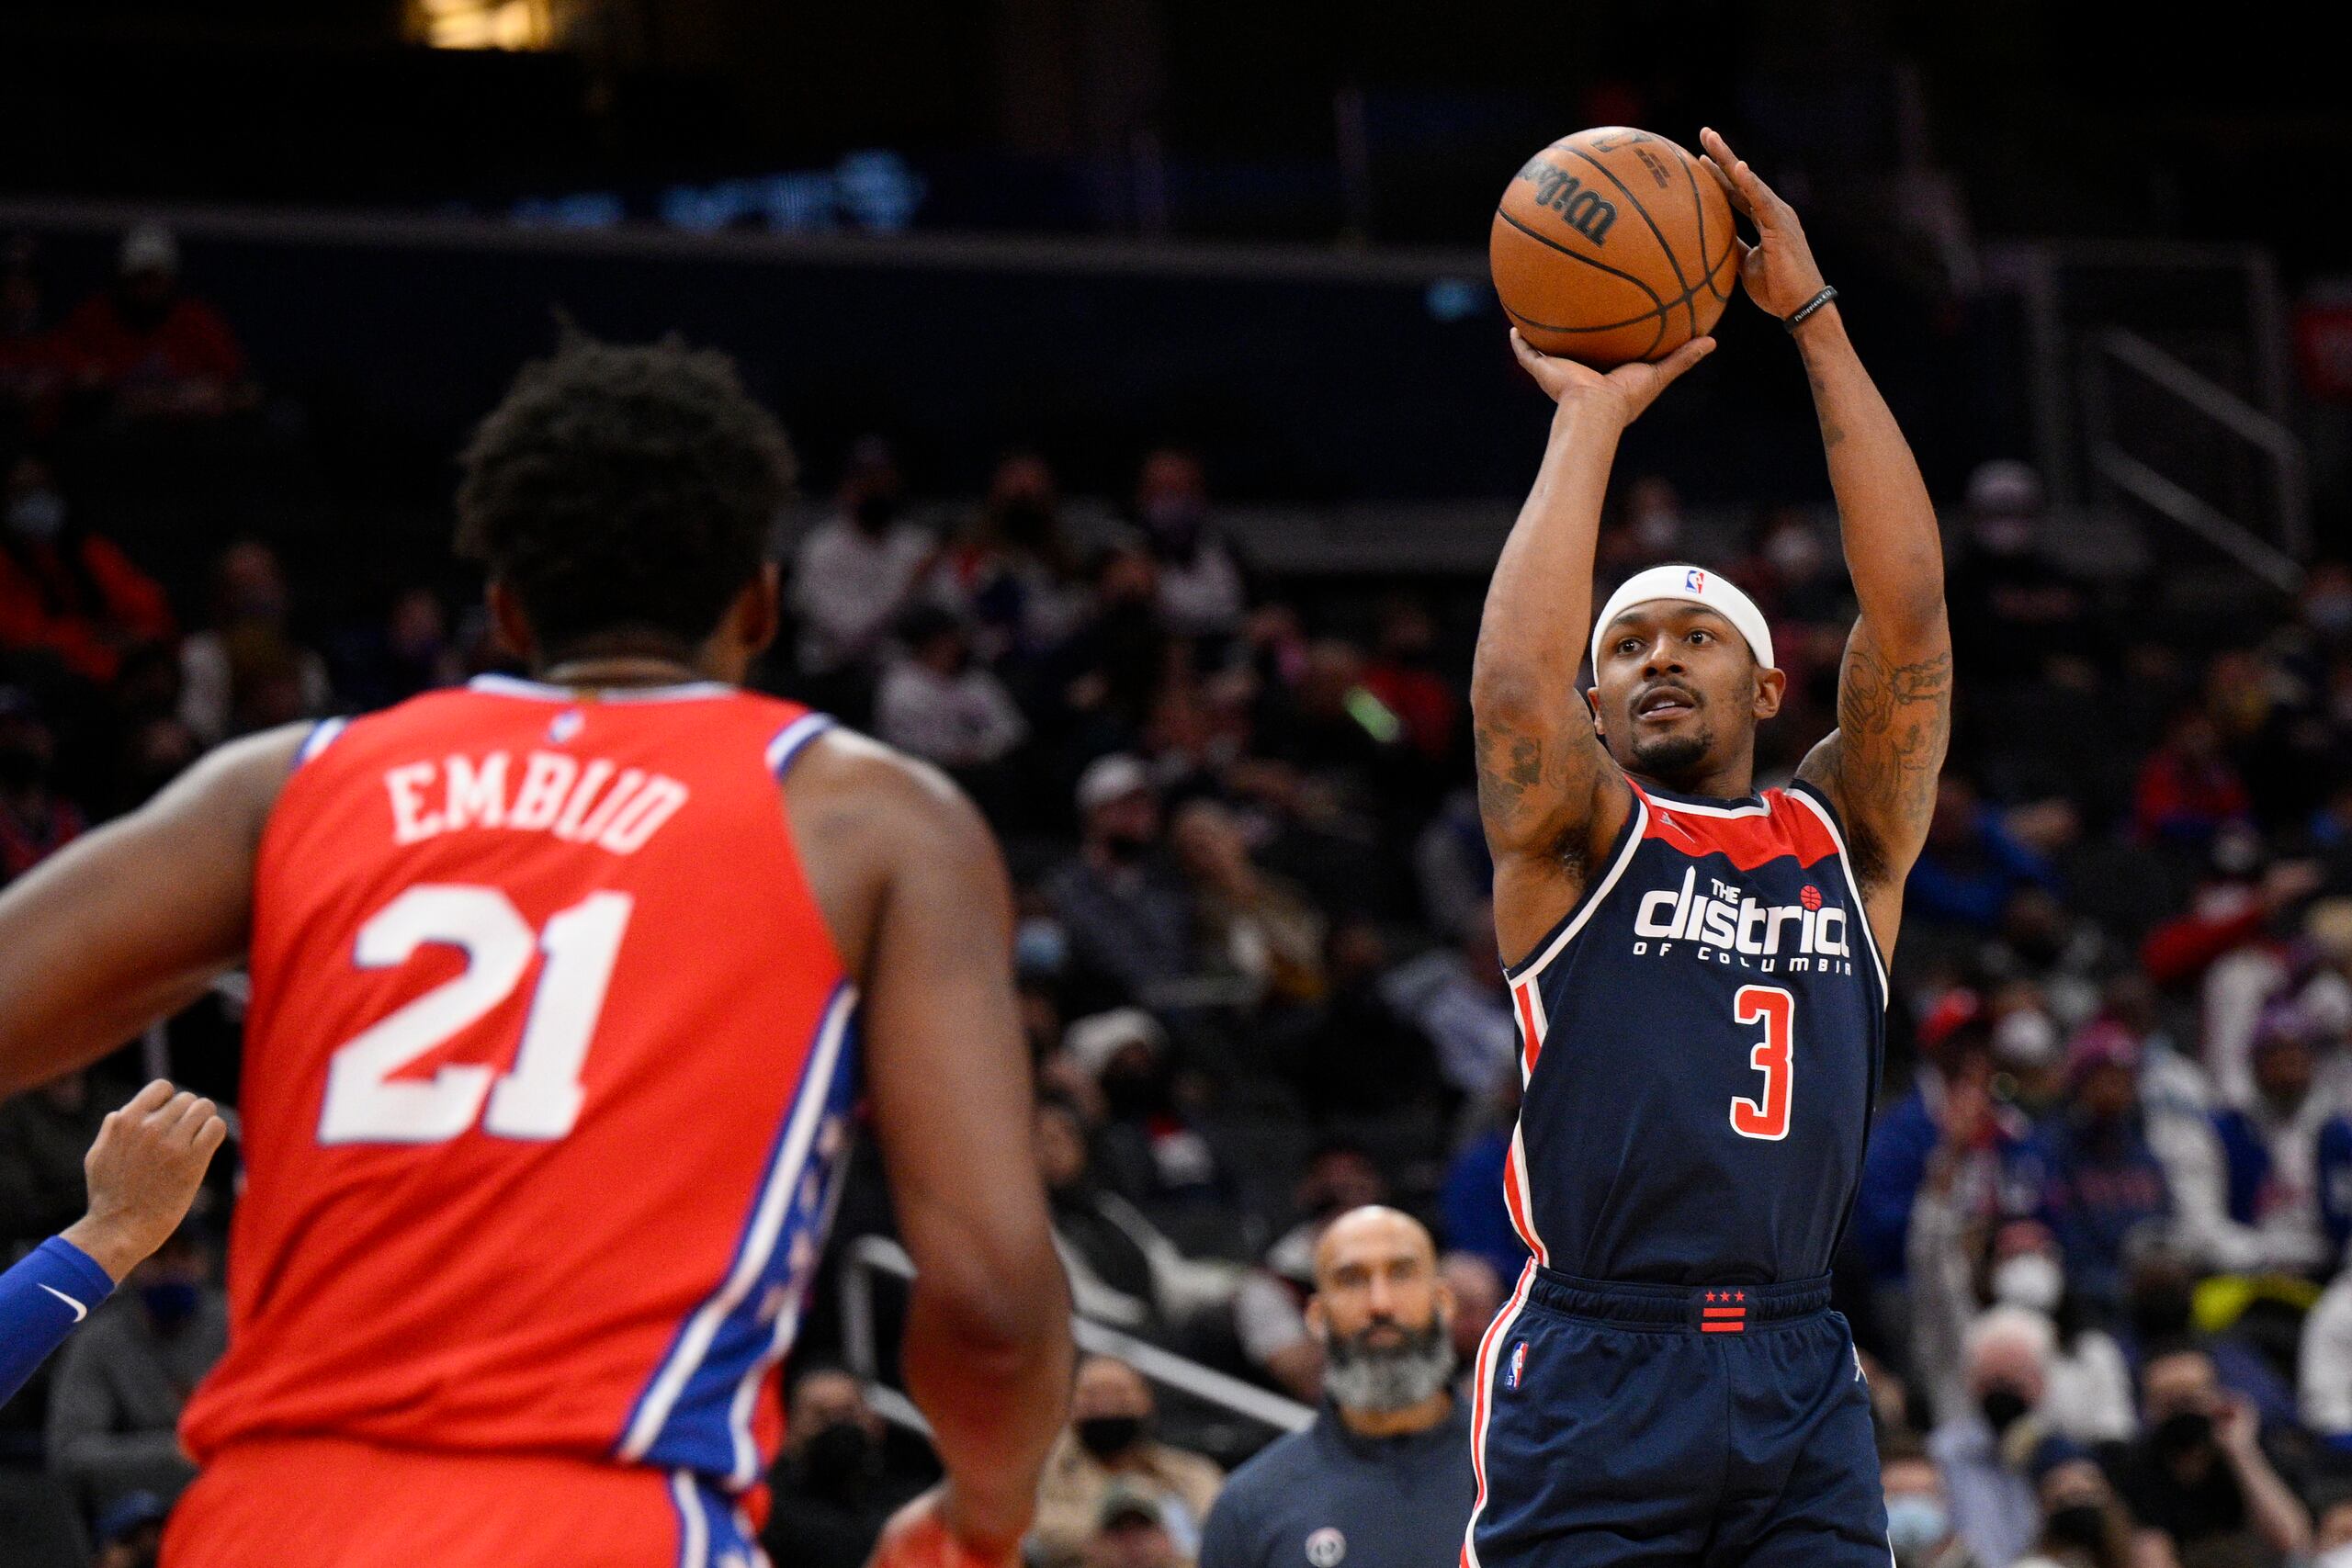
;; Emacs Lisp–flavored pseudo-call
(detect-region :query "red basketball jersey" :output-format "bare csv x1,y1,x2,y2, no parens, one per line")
179,675,854,1494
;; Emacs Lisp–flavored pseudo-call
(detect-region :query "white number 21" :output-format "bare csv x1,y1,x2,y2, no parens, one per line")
318,885,632,1145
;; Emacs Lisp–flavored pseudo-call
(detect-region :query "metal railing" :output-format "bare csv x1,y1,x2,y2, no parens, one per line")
2086,329,2309,592
836,1234,1315,1440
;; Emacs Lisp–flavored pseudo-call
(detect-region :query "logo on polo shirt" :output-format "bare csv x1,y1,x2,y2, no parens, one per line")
1305,1528,1346,1568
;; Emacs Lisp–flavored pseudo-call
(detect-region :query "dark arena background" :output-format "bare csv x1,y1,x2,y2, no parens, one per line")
3,3,2351,1565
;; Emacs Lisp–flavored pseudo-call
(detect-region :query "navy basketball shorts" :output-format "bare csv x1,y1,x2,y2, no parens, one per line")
1463,1266,1887,1568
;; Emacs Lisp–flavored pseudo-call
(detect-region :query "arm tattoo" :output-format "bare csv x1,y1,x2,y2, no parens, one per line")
1831,640,1952,888
1475,717,1593,877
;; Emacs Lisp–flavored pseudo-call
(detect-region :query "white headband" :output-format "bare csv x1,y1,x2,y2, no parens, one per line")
1589,563,1775,674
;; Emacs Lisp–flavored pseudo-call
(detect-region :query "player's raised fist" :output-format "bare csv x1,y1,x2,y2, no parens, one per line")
61,1079,229,1282
1696,127,1829,320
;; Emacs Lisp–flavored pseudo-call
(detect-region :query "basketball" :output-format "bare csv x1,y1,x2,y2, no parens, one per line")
1489,127,1740,367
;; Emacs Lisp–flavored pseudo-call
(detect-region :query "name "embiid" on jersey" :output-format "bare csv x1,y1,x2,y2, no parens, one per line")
1631,865,1854,972
381,751,691,854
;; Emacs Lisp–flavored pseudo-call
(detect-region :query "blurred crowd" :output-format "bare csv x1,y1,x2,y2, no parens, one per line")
5,224,2352,1568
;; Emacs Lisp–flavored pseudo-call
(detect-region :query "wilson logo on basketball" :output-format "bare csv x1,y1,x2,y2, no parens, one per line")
1513,160,1619,244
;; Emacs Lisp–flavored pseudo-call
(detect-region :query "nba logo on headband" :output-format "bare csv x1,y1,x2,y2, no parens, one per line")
1684,569,1705,593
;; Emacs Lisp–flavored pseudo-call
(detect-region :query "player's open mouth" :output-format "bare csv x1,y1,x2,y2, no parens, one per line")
1635,688,1697,720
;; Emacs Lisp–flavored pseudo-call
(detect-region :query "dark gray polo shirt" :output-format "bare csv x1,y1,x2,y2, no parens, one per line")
1199,1398,1475,1568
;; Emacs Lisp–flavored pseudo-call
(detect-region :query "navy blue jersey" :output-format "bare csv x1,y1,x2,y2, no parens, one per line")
1499,779,1886,1285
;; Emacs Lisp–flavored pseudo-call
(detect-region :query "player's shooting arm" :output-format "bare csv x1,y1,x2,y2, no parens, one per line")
1473,332,1711,959
0,728,301,1098
1697,130,1951,911
854,754,1074,1561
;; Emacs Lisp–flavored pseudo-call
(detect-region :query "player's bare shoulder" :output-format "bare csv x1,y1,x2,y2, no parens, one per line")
776,726,1005,980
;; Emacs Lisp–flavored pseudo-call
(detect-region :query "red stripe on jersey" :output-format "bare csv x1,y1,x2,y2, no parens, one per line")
1702,1321,1747,1333
1634,786,1838,872
1500,1138,1539,1258
1511,981,1543,1076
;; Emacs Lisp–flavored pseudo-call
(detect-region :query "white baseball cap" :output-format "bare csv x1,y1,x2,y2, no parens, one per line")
1589,563,1775,674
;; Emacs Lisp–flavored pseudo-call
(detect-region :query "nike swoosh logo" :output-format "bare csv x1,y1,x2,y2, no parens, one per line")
38,1284,87,1323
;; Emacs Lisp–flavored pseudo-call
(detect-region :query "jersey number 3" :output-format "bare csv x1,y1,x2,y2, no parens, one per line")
1728,985,1794,1142
317,885,633,1145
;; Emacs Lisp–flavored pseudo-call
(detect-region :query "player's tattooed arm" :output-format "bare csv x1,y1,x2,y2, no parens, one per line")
1476,330,1710,960
1799,624,1952,892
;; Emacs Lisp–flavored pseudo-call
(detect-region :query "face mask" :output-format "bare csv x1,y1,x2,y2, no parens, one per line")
6,490,64,541
799,1420,875,1495
1884,1495,1949,1558
2152,1409,2212,1461
853,493,899,531
1993,1253,2064,1314
1076,1415,1145,1461
140,1280,199,1332
1995,1010,2060,1067
2045,1502,2107,1551
1979,1387,2031,1437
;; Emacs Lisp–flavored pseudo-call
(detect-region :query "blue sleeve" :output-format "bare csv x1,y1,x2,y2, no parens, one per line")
2211,1110,2268,1227
2319,1118,2352,1258
1851,1092,1936,1280
0,1237,117,1407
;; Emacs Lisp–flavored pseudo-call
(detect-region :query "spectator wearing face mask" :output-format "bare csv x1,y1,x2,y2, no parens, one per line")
1928,1305,2055,1568
1914,1120,2138,1450
1201,1207,1473,1568
790,435,937,684
1047,756,1195,1014
874,604,1030,773
761,1368,931,1568
2012,1437,2163,1568
45,1227,226,1511
175,538,332,744
1030,1356,1224,1568
2113,1348,2311,1565
1086,1482,1187,1568
932,451,1085,660
1133,446,1247,646
1881,1436,1983,1568
2022,1027,2172,1314
2200,1009,2341,1277
0,456,173,686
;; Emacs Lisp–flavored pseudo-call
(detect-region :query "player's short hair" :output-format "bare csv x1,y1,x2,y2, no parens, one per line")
456,335,797,659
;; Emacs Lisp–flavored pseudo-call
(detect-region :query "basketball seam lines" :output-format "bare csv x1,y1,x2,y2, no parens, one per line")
1673,146,1737,311
1557,144,1694,302
1492,206,1669,358
1491,207,1666,310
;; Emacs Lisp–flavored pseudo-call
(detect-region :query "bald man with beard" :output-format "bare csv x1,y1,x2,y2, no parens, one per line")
1199,1208,1476,1568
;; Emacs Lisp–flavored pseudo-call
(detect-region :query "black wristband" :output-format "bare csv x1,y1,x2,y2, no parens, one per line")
1784,286,1838,332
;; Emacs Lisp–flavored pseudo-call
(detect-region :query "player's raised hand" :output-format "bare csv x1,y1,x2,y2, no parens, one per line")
1510,328,1714,424
60,1080,230,1281
1696,127,1828,320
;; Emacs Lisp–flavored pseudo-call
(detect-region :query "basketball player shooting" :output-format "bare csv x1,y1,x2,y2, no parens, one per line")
0,340,1073,1568
1461,127,1951,1567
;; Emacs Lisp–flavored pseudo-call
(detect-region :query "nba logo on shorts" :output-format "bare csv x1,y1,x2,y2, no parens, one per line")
1684,568,1706,594
1507,1341,1527,1389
